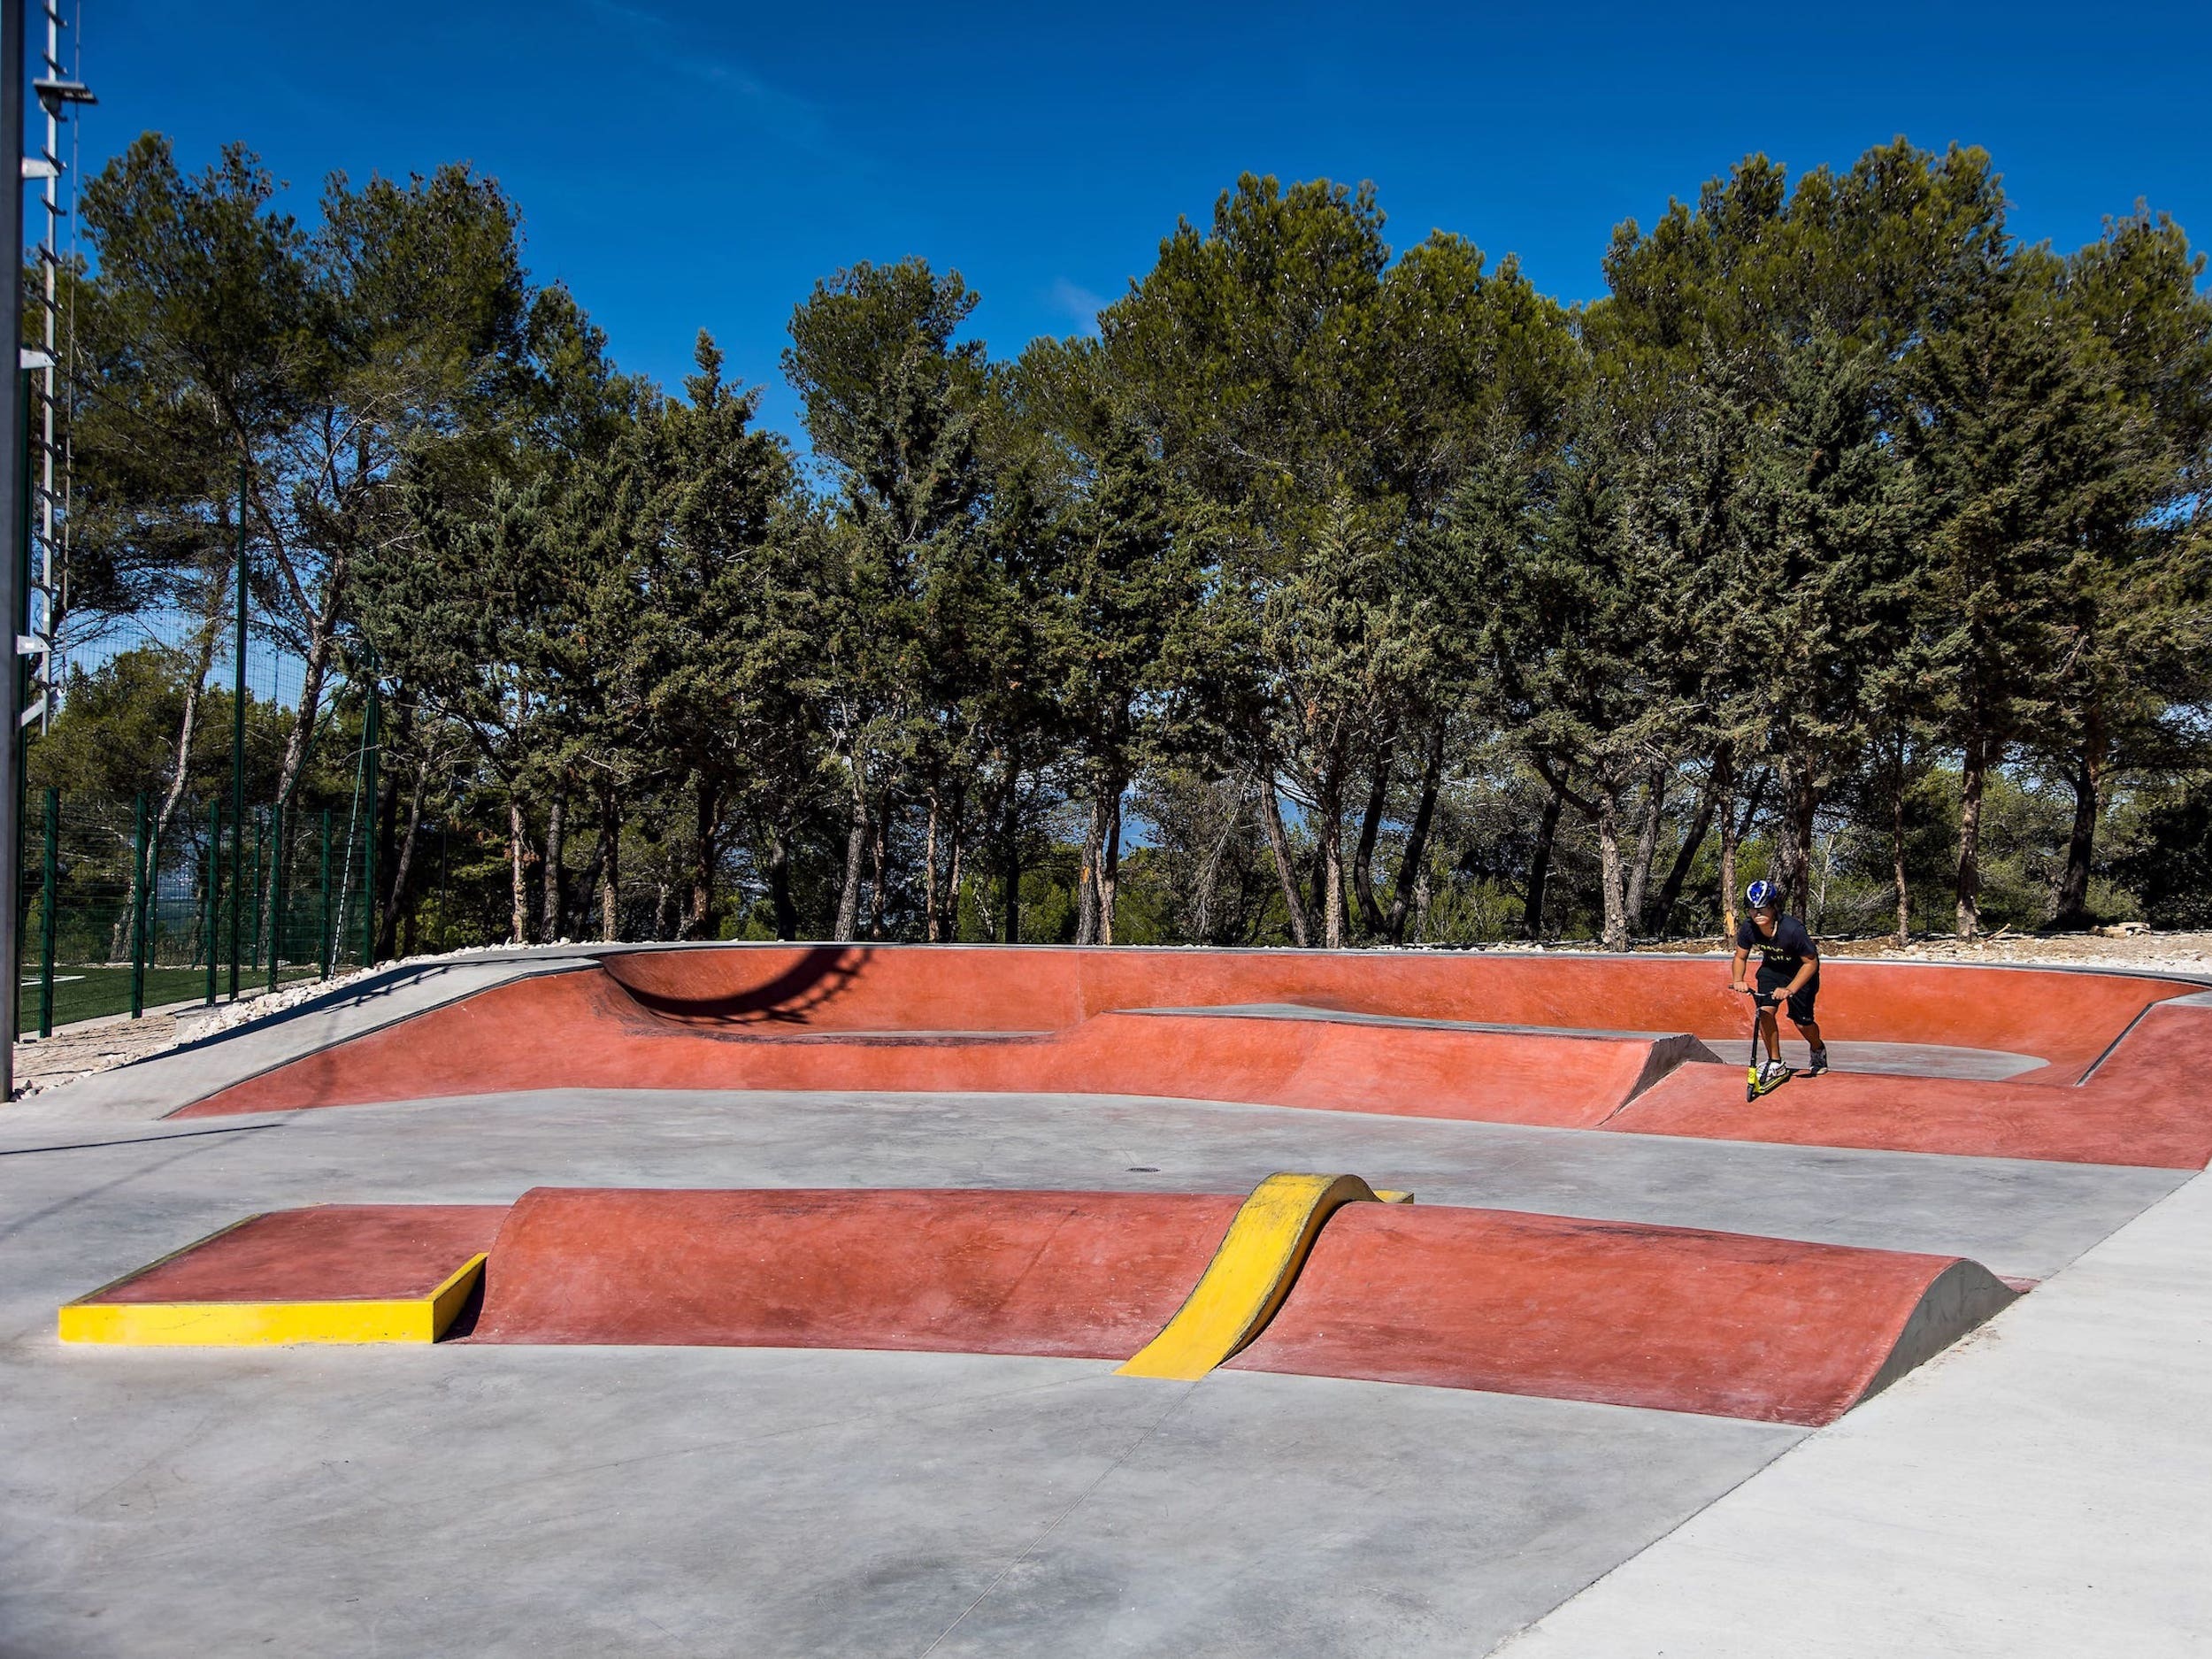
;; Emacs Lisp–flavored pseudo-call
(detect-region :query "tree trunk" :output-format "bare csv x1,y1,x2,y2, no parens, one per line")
1524,777,1564,941
1385,717,1447,946
1955,731,1985,940
540,782,566,943
765,818,798,941
1890,744,1910,948
1720,761,1767,940
1595,779,1630,953
2054,733,2105,930
922,785,944,942
272,580,344,817
834,756,868,941
1318,783,1347,950
1256,771,1312,948
866,781,891,940
508,796,530,946
960,823,986,942
1624,764,1669,936
598,786,621,943
380,760,427,961
156,580,227,848
120,582,229,964
1077,786,1103,946
945,782,965,943
1098,783,1122,946
1192,816,1231,944
1351,755,1391,940
1654,749,1724,937
687,776,719,941
1001,749,1021,944
1774,755,1818,920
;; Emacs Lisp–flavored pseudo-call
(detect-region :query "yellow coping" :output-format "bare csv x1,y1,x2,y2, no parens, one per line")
1116,1173,1412,1381
58,1254,488,1347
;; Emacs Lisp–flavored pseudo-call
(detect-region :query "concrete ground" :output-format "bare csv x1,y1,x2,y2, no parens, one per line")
2,952,2206,1656
1500,1167,2212,1658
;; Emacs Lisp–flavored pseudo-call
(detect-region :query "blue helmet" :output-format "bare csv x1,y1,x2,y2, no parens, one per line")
1745,879,1778,913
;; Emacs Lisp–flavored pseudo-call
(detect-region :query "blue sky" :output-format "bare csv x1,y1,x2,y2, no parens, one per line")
66,0,2212,449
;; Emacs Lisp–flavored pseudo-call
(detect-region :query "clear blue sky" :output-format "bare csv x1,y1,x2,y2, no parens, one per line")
70,0,2212,446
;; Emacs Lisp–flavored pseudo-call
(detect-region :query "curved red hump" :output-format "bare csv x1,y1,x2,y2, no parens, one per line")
468,1187,1245,1358
1229,1204,2016,1425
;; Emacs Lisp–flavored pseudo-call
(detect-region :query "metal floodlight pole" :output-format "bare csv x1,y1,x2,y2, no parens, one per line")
28,3,91,741
0,0,29,1087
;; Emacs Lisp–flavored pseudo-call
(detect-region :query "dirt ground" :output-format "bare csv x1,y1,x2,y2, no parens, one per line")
11,932,2208,1100
1815,928,2212,976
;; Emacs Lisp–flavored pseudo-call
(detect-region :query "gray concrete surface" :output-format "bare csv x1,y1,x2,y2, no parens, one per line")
21,941,2201,1128
4,954,595,1123
0,1088,2182,1285
0,1340,1798,1658
1493,1168,2212,1658
2,955,2203,1656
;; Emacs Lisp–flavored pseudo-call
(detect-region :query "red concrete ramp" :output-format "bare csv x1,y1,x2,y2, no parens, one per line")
591,944,2182,1079
1610,1000,2212,1167
1229,1203,2017,1425
61,1188,2019,1423
165,948,2212,1168
178,973,1711,1129
469,1187,1245,1358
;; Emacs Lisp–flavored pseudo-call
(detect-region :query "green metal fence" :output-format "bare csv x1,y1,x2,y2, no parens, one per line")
17,790,370,1036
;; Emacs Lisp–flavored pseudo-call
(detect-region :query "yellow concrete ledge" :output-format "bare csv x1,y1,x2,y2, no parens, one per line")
1117,1173,1411,1381
58,1254,488,1347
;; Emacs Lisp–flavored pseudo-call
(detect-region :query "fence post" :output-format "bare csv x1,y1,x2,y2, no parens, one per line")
266,801,284,995
38,786,55,1036
319,808,333,978
229,461,246,1001
130,793,148,1019
250,807,264,972
204,801,219,1004
361,666,380,967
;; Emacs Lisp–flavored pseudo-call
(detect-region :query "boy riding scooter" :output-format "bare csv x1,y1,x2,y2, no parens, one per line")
1730,879,1830,1094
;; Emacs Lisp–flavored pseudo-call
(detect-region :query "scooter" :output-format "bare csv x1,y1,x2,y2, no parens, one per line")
1744,988,1795,1102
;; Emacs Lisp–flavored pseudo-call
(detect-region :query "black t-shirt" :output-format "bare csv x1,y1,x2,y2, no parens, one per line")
1737,915,1818,981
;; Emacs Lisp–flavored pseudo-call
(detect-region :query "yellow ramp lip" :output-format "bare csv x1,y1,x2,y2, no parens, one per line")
1117,1173,1409,1381
58,1254,487,1347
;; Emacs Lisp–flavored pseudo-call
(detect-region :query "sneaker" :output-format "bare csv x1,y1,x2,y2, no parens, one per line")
1758,1060,1789,1090
1808,1048,1831,1078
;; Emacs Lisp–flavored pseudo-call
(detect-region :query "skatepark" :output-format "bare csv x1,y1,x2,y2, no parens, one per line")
6,942,2209,1655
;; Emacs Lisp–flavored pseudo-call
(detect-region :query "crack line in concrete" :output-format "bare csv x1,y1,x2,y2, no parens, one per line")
0,1123,280,1158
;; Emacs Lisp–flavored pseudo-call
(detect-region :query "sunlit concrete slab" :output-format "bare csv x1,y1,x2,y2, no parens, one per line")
0,1087,2182,1285
0,1340,1801,1658
1492,1169,2212,1658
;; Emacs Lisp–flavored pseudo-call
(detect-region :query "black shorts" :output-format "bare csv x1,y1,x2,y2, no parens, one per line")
1756,968,1818,1025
